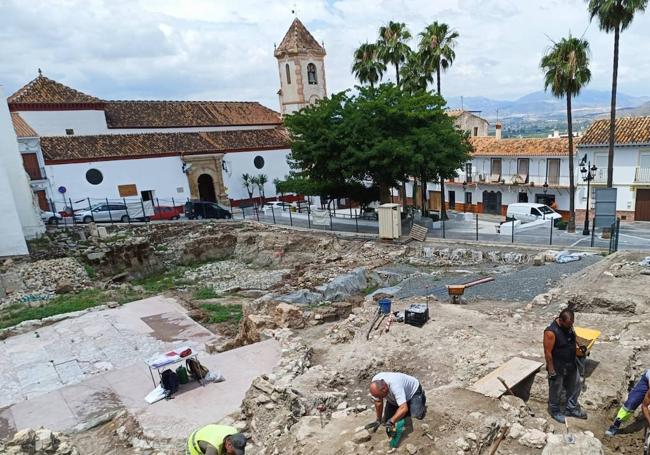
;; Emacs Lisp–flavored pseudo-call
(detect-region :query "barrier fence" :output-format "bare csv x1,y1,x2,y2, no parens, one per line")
42,197,621,252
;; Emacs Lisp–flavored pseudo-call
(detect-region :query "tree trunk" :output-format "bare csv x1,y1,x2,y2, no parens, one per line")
412,178,418,210
439,176,447,220
607,24,620,188
379,183,391,203
436,62,441,95
401,181,407,208
567,95,576,233
395,62,400,86
420,172,428,216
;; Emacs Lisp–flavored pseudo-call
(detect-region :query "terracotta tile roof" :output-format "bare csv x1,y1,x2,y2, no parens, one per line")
8,74,102,105
447,109,464,118
11,113,38,137
274,18,326,57
41,127,290,162
470,136,571,156
104,101,281,128
578,116,650,146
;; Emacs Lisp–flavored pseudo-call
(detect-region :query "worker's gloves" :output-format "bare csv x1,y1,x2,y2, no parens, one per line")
548,372,557,380
364,421,381,433
385,421,395,437
579,345,588,356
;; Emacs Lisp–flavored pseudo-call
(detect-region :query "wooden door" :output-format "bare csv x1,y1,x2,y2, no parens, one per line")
429,191,441,211
35,190,49,210
635,189,650,221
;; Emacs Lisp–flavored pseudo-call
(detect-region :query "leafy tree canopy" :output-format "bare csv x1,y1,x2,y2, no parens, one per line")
280,84,471,204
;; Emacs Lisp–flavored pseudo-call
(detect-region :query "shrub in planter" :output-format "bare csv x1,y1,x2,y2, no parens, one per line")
555,219,568,230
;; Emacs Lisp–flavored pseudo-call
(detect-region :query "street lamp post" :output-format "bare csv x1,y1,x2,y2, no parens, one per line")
542,182,548,220
581,161,598,235
462,181,467,212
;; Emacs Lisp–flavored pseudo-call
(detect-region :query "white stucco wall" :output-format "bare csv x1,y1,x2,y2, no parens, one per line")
577,145,650,211
46,156,190,207
223,149,291,200
0,87,44,249
0,163,29,256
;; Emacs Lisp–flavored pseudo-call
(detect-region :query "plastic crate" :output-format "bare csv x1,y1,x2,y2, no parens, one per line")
405,303,429,327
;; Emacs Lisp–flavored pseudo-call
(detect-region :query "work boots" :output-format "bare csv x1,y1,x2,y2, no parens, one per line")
605,418,622,437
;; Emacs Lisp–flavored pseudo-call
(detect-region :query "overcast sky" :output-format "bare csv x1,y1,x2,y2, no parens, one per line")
1,0,649,110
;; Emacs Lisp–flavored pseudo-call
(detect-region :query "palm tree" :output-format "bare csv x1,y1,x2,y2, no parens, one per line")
352,42,386,88
377,21,412,85
242,173,254,203
419,21,459,96
587,0,648,187
257,174,268,201
250,175,260,205
541,35,592,233
419,22,459,220
399,52,431,94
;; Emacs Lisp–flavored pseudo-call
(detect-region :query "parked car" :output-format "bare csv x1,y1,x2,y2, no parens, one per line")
74,204,130,223
151,205,183,221
73,202,153,223
506,203,562,224
40,210,62,225
184,201,232,220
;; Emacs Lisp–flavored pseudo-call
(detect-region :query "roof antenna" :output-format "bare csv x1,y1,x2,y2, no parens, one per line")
38,68,42,77
291,3,298,16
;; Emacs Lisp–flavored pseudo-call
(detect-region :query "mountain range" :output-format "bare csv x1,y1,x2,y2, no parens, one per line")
447,89,650,121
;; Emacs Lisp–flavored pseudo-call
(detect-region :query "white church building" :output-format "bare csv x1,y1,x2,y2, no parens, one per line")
8,18,327,212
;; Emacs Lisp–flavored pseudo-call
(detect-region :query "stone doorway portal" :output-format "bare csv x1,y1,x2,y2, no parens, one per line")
198,174,217,202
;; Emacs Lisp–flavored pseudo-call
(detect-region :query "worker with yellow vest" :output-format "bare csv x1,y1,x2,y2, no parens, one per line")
186,424,247,455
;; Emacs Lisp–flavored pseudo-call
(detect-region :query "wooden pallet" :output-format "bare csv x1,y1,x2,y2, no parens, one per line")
409,224,428,242
469,357,543,398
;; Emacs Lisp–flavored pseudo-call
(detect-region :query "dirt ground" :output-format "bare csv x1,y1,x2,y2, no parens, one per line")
3,222,650,455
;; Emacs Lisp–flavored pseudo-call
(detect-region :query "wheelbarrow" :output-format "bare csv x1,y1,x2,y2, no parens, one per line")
447,277,495,304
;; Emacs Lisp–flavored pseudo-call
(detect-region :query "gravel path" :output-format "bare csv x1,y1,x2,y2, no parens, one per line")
427,254,602,302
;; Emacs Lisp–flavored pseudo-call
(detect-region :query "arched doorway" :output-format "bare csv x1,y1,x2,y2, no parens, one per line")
482,190,502,214
198,174,216,202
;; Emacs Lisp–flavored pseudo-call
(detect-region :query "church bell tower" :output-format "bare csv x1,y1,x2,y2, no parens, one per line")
275,18,327,115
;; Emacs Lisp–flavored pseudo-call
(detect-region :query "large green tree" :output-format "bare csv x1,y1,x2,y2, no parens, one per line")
377,21,412,85
352,42,386,88
541,35,591,233
587,0,648,187
282,84,471,212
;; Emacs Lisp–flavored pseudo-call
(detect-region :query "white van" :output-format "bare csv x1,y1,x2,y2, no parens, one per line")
506,203,561,224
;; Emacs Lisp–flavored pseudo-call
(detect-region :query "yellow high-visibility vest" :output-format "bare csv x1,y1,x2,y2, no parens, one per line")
186,425,237,455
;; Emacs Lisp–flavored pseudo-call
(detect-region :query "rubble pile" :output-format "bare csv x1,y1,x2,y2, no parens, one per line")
1,428,80,455
0,257,90,307
184,259,290,293
409,246,530,267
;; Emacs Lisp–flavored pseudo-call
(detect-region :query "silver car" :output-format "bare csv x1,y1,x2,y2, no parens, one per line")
74,204,130,223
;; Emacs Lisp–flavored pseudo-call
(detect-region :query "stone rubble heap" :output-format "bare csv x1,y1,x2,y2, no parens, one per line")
1,428,80,455
184,259,290,293
0,257,89,308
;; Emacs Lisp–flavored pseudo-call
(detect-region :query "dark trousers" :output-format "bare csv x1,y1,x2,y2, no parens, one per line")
548,367,580,415
623,371,649,411
384,386,427,421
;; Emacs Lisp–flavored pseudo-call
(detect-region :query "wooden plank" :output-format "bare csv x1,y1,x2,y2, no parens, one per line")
410,224,428,242
469,357,543,398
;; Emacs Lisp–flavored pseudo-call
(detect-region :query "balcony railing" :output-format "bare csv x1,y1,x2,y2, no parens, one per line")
635,167,650,183
592,168,608,183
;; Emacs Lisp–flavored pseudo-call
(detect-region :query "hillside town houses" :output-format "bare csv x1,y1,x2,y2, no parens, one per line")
2,17,650,257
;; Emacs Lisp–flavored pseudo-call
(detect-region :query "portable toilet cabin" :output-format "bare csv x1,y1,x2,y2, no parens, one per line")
378,203,402,239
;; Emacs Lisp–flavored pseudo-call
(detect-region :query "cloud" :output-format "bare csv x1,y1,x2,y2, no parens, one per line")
1,0,649,109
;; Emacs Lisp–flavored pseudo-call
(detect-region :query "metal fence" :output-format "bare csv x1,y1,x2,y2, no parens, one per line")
43,197,623,252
